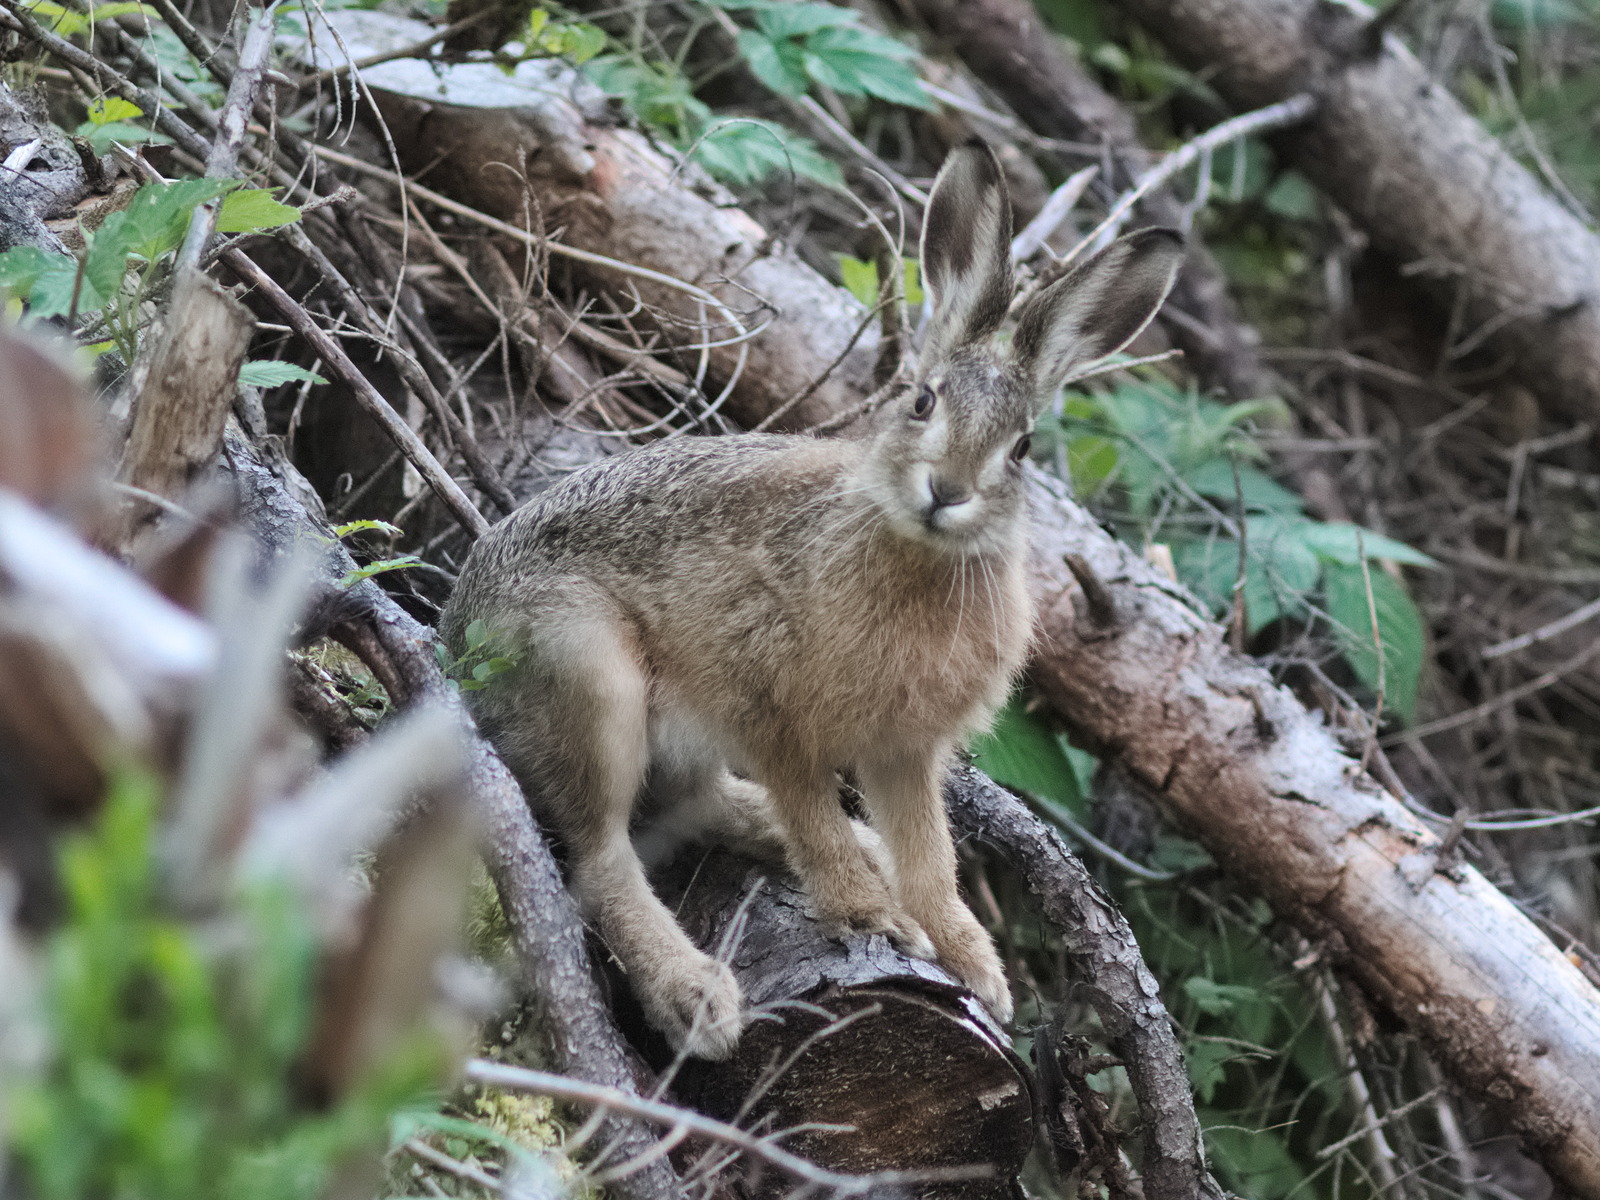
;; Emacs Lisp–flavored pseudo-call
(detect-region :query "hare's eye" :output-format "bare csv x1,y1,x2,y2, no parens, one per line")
1010,434,1032,463
911,387,936,419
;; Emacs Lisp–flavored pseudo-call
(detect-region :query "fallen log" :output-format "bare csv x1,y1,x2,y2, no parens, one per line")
1112,0,1600,427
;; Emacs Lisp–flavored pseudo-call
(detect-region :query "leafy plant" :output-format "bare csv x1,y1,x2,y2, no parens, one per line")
0,179,301,362
584,56,840,188
1043,375,1434,720
75,95,168,153
22,0,155,37
435,618,518,692
713,0,932,109
240,359,326,388
6,772,442,1200
521,8,605,64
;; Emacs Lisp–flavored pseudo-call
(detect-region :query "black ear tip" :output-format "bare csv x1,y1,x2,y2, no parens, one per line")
1131,226,1187,253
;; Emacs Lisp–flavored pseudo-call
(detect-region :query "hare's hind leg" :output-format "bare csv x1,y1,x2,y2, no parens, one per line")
522,621,745,1059
856,751,1013,1023
635,714,789,866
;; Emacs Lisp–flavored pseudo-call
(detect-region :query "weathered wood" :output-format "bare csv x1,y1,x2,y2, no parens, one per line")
649,848,1034,1199
1023,466,1600,1199
114,267,252,546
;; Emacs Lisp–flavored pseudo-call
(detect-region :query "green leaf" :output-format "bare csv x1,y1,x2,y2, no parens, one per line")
1298,521,1437,568
216,188,301,234
117,178,234,263
0,245,61,301
1066,434,1118,495
465,618,489,650
801,25,931,108
82,209,133,303
755,1,854,39
737,28,810,97
1323,561,1425,722
836,255,878,306
239,359,326,387
434,643,451,670
968,696,1087,816
1185,1039,1233,1104
538,21,606,64
1183,976,1260,1017
690,119,842,188
1185,459,1304,514
332,519,403,539
338,554,421,587
85,96,143,125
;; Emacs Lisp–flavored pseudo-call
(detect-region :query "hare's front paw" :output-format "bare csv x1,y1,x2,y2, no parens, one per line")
639,954,746,1060
815,877,935,960
935,914,1014,1024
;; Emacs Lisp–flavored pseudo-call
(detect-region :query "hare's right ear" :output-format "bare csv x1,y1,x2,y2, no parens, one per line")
1012,227,1185,404
920,141,1014,362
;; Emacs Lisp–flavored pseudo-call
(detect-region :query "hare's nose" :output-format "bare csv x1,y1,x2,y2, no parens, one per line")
928,476,973,509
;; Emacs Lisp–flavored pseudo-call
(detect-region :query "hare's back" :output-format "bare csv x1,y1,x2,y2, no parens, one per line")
446,434,847,633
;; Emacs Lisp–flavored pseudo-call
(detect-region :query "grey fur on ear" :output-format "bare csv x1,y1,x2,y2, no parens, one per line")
1011,227,1185,403
920,141,1015,362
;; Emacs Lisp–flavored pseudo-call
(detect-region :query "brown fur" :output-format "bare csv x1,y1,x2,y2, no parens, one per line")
441,145,1184,1058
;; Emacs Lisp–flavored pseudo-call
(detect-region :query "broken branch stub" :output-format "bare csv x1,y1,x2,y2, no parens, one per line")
114,268,253,549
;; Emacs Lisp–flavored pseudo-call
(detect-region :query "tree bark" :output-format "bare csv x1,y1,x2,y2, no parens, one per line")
1114,0,1600,426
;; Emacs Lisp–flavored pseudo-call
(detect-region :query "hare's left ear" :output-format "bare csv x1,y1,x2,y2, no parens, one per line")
920,141,1015,362
1011,227,1185,405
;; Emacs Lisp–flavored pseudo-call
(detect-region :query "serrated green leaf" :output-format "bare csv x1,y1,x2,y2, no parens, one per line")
118,178,234,262
737,28,810,96
1183,976,1260,1017
1185,1039,1233,1105
690,119,842,187
217,188,301,234
755,1,853,39
239,360,325,387
338,554,421,587
801,25,931,108
1185,459,1304,514
0,245,59,299
83,209,133,302
85,97,143,125
1323,561,1425,721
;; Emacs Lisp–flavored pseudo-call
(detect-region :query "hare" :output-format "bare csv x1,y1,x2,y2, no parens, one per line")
440,143,1183,1060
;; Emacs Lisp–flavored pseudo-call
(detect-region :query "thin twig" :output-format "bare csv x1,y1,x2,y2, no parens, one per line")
465,1060,992,1195
223,248,491,538
1482,594,1600,661
1052,94,1317,275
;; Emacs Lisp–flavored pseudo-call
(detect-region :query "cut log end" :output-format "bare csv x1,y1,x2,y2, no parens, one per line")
636,848,1036,1197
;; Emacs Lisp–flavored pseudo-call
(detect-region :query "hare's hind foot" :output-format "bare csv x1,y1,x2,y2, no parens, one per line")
634,950,746,1061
